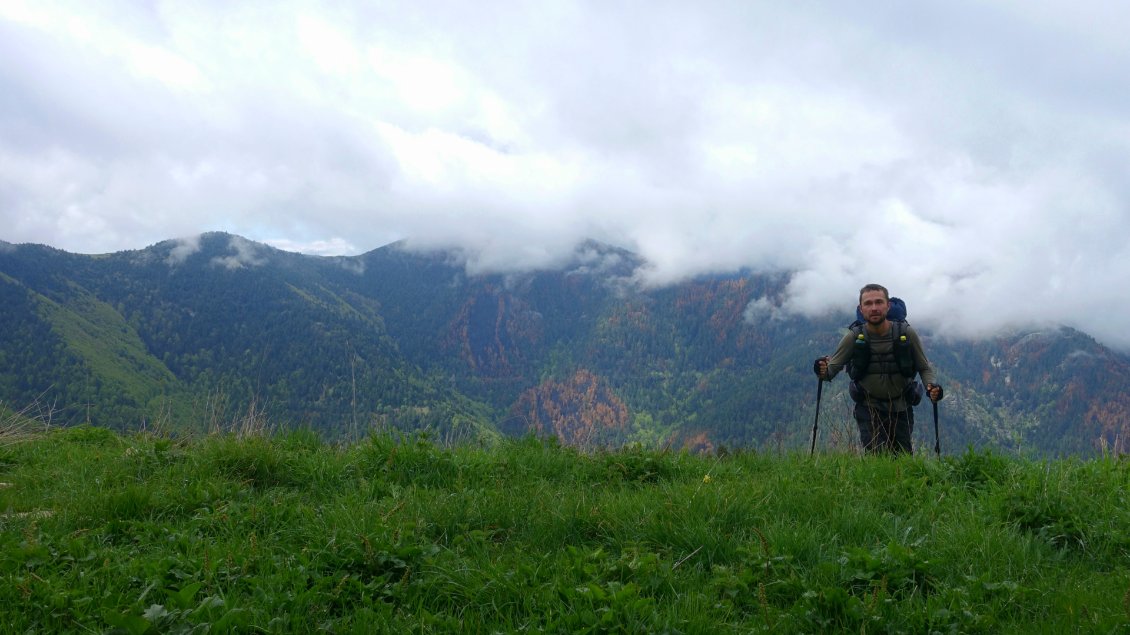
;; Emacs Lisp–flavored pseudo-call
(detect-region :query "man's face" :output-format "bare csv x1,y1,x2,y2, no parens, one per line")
859,290,889,325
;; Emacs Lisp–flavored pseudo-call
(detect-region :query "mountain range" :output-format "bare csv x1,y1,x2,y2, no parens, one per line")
2,231,1128,456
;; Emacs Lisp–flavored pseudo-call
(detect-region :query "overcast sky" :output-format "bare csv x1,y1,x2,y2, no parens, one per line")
3,1,1130,348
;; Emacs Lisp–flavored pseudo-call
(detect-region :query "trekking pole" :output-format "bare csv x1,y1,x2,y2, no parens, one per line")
932,400,940,457
810,378,823,456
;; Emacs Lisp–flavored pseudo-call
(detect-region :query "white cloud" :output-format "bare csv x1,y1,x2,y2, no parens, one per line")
211,235,266,270
4,1,1130,348
264,236,357,257
743,296,789,324
166,235,201,265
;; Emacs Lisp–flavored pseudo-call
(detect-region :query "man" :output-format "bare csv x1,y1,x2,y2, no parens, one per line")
814,283,943,454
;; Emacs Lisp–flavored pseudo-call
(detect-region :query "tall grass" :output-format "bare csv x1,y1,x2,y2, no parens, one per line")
1,427,1128,633
0,395,54,448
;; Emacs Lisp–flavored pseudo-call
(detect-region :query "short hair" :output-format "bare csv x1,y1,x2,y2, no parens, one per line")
859,283,889,305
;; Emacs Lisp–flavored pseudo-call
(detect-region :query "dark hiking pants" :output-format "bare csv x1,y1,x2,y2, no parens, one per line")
853,402,914,454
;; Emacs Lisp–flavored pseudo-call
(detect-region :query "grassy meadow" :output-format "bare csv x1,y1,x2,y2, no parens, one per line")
1,423,1128,633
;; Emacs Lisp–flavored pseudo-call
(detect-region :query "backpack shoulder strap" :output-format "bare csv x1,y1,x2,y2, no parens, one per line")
846,321,869,380
891,320,917,378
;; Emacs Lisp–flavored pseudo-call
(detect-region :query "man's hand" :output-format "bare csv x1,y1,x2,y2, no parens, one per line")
926,383,944,402
813,357,829,380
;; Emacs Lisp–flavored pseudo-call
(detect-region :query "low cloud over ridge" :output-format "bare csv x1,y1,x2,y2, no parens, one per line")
3,2,1130,348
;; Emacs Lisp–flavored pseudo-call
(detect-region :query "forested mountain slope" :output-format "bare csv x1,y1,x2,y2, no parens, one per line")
2,232,1127,455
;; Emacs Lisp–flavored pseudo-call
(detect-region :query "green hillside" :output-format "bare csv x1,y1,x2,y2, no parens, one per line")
2,233,1129,455
0,235,489,439
1,427,1128,632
